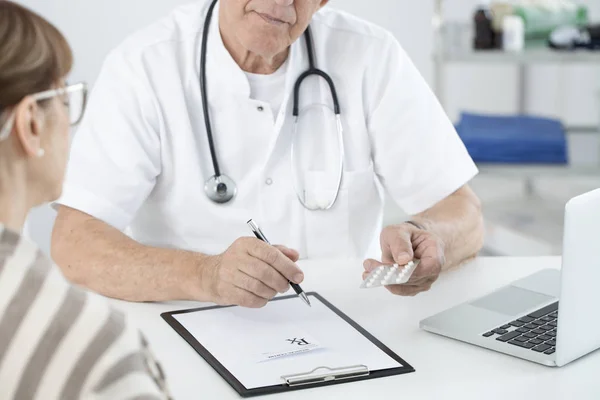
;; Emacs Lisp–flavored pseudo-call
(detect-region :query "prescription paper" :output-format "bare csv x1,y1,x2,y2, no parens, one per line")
173,295,403,389
254,327,321,363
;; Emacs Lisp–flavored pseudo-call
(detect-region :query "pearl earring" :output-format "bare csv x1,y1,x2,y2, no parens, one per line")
36,148,45,158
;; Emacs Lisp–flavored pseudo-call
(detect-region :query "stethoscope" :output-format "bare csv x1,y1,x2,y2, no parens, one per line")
201,0,344,210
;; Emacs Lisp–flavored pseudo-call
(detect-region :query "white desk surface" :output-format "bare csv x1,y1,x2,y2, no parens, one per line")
110,257,600,400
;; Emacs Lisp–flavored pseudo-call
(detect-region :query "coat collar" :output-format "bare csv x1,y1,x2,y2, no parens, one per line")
202,0,309,108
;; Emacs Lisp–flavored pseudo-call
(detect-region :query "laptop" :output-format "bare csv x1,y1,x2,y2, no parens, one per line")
420,188,600,367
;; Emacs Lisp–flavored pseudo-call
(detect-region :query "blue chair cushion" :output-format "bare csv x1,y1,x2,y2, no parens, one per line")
456,112,568,164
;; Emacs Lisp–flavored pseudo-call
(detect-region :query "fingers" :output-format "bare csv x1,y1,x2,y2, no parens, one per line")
409,263,441,287
411,238,444,282
215,239,302,308
213,275,270,308
238,259,290,294
228,287,269,308
380,227,413,265
385,274,436,297
248,240,304,284
413,232,444,263
385,282,433,297
363,258,384,273
365,225,445,297
274,245,300,262
405,276,437,287
233,271,278,300
361,223,448,298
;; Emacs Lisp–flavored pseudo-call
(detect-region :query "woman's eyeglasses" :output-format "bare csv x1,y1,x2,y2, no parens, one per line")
0,82,88,141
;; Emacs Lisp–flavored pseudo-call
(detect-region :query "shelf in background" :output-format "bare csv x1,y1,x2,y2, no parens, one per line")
435,22,600,65
438,47,600,64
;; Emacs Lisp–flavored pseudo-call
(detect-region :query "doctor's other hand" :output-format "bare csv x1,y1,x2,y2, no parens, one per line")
363,223,446,297
201,238,304,308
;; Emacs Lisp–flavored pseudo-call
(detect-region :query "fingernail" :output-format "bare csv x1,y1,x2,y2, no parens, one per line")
293,273,304,284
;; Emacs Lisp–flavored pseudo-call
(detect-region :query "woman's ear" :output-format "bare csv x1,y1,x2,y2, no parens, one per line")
13,96,44,158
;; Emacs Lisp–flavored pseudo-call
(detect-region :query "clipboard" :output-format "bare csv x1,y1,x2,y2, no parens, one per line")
161,292,414,397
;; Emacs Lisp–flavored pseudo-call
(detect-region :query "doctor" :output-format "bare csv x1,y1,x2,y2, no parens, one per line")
52,0,484,307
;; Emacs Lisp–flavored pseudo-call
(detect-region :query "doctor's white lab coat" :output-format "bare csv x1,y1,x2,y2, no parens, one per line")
58,0,478,259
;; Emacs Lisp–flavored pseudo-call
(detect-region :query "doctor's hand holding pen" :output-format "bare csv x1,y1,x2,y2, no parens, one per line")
198,238,305,308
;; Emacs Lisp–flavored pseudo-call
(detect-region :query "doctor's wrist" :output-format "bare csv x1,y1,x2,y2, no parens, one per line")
179,252,219,302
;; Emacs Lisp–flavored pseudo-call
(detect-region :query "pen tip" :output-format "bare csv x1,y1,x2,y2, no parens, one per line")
300,292,311,307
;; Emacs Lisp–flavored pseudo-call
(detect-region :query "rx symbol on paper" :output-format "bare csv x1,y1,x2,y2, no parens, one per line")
286,337,310,346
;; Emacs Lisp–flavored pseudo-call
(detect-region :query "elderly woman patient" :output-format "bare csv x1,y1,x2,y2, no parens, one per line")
0,1,170,399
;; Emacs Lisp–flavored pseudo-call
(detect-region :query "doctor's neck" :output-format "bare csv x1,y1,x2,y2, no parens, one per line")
219,8,290,74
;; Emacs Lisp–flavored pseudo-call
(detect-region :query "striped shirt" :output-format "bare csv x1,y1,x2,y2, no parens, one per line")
0,225,171,399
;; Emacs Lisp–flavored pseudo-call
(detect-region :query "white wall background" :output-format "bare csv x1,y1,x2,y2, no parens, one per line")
15,0,600,254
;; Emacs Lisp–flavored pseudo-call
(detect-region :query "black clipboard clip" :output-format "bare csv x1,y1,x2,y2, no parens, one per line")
281,365,370,387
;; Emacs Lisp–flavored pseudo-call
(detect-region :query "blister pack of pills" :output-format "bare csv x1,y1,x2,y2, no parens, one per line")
360,260,420,289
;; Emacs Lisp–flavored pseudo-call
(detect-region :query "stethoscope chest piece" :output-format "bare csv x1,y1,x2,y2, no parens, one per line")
204,174,237,204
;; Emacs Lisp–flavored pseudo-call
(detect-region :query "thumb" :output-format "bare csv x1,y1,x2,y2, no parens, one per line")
381,228,414,265
391,246,413,266
274,245,300,262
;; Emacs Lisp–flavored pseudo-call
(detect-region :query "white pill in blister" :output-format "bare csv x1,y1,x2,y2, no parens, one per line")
361,260,419,289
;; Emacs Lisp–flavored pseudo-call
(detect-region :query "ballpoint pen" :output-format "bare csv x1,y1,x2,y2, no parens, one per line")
247,219,311,307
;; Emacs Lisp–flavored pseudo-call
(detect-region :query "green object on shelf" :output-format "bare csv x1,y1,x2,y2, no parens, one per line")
513,4,589,40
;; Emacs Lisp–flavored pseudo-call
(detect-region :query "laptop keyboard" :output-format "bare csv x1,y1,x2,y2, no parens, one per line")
482,302,558,355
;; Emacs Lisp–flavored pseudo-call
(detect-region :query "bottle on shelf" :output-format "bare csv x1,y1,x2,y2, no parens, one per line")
503,15,525,52
474,0,497,50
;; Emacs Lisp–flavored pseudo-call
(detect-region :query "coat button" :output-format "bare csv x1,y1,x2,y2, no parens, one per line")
265,178,273,185
257,106,264,112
